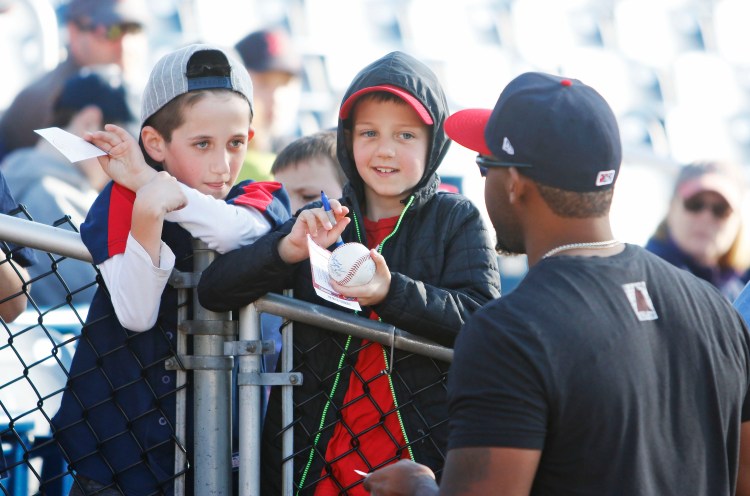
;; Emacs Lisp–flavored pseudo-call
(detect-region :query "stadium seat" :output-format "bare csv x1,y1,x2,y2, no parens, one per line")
664,106,750,167
613,0,705,68
509,0,605,72
713,0,750,67
670,51,747,116
559,46,663,117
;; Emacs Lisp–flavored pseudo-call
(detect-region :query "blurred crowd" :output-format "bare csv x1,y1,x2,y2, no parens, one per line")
0,0,749,299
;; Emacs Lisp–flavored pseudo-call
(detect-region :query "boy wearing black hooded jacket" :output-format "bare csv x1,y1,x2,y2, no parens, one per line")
198,51,500,495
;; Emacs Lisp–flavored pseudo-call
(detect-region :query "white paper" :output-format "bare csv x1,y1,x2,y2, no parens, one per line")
34,127,107,163
308,234,361,311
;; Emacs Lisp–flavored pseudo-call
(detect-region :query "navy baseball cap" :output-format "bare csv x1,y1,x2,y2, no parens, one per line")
234,29,302,75
65,0,147,27
54,69,134,124
445,72,622,192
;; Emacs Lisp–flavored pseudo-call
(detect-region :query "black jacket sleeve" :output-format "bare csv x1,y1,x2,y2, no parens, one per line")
197,220,296,312
371,198,500,347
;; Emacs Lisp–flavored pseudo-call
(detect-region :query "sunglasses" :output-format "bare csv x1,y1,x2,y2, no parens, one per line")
682,196,732,219
76,21,142,41
475,155,532,177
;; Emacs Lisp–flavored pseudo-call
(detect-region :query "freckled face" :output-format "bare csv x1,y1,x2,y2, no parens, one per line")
161,92,251,199
351,98,429,215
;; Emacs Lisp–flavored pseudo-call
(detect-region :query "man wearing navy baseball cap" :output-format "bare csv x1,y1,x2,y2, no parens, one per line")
364,72,750,495
0,0,147,159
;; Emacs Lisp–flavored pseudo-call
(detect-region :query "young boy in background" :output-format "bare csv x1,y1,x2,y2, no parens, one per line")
198,50,500,495
52,44,290,495
259,129,345,412
272,129,345,213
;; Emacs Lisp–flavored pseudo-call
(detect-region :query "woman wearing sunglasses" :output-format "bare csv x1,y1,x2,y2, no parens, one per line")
646,160,750,301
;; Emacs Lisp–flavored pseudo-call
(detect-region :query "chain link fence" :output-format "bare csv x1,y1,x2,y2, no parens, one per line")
0,211,453,496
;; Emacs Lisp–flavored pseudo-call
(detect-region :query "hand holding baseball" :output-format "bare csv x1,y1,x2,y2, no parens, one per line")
86,124,156,192
279,200,350,264
330,248,391,307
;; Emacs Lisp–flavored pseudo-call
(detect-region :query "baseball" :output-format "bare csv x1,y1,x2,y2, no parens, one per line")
328,242,376,287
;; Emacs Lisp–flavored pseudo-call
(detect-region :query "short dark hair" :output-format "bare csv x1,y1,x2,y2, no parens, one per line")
535,181,614,218
271,130,346,187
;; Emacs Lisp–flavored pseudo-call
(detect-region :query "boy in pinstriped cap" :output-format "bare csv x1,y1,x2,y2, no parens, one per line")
51,44,290,495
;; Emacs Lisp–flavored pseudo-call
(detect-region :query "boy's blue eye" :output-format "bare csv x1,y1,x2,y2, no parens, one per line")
196,141,209,149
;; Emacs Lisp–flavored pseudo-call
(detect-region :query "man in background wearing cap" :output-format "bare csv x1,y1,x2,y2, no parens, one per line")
2,66,134,309
0,0,147,160
233,28,303,182
364,72,750,495
646,160,750,301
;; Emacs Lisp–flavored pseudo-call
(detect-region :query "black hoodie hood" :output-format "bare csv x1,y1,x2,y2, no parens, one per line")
336,51,451,208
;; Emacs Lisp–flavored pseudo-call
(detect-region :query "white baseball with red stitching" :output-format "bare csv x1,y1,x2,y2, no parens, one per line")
328,243,376,287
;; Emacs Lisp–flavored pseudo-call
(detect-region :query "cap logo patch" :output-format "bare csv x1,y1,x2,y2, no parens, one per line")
595,170,616,186
622,281,658,321
502,137,515,155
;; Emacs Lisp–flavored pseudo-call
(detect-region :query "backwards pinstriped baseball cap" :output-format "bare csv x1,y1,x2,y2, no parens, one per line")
140,43,254,127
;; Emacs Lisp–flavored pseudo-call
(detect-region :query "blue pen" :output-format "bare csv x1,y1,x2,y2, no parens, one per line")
321,191,344,248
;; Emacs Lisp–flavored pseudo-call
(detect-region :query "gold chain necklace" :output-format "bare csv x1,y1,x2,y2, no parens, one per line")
541,239,621,260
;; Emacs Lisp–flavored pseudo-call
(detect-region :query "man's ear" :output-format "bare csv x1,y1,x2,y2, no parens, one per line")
507,167,525,204
141,126,166,162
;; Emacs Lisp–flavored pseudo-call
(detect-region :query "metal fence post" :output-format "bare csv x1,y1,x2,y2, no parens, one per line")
237,304,262,495
233,290,302,496
174,277,188,496
191,239,233,495
281,290,294,496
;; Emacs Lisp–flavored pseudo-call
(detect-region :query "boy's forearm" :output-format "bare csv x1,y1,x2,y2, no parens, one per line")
120,166,158,193
129,171,187,265
131,199,167,266
165,185,273,253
